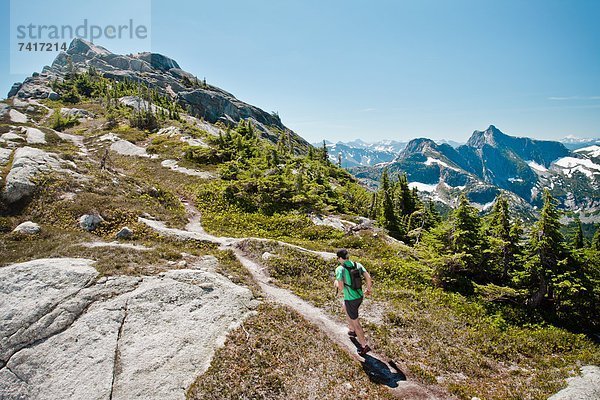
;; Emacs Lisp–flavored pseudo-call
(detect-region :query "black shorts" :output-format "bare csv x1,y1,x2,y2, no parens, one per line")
344,298,363,320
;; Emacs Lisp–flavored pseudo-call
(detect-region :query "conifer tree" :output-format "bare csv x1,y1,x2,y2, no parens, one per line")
450,193,484,276
485,195,522,282
379,169,401,238
397,173,416,217
592,225,600,251
423,200,441,229
572,216,584,249
524,189,567,308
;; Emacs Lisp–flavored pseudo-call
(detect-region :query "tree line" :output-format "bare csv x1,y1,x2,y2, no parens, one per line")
376,170,599,331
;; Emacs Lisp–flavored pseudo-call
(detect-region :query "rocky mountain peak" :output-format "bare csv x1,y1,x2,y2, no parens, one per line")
466,124,506,148
9,38,305,149
402,138,438,155
66,38,112,57
131,52,181,71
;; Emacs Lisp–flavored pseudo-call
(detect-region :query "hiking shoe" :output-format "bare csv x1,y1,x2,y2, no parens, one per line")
357,344,371,356
347,331,357,338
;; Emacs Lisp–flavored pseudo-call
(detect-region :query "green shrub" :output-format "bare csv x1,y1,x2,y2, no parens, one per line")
50,112,79,131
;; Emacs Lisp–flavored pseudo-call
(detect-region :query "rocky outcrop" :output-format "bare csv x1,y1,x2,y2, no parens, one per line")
0,148,12,165
9,109,28,123
310,215,356,231
160,160,215,178
548,366,600,400
23,127,46,144
8,73,57,101
60,107,95,119
1,147,71,204
0,257,256,400
7,83,22,98
110,139,151,157
177,88,284,130
0,131,26,146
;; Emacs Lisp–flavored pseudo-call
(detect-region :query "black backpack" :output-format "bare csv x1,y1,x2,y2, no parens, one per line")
343,262,363,290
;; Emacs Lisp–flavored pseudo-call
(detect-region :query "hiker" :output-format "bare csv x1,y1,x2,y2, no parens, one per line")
335,248,373,356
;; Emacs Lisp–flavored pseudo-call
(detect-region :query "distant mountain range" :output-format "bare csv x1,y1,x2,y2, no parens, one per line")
314,139,463,168
558,135,600,150
346,126,600,219
317,135,599,168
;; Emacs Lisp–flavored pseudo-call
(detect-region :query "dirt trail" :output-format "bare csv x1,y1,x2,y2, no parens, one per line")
140,200,444,399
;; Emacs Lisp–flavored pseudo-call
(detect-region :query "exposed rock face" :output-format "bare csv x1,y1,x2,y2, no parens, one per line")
110,139,150,157
0,257,255,400
0,132,25,145
60,107,95,119
9,73,56,101
161,159,215,178
23,127,46,144
7,83,22,98
9,109,28,123
12,221,41,234
548,366,600,400
0,148,12,165
1,147,66,204
177,88,284,129
310,215,356,231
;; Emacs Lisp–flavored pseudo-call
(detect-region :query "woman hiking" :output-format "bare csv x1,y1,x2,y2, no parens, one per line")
334,248,373,356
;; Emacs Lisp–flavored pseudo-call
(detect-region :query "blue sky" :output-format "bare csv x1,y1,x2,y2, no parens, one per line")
1,0,599,143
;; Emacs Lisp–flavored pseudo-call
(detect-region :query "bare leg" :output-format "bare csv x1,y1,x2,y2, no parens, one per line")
351,318,367,347
343,302,367,347
342,302,353,332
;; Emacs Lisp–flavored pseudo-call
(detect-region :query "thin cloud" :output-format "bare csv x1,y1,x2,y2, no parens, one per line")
548,96,600,101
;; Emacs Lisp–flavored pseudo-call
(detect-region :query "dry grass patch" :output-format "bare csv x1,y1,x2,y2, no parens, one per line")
0,223,220,276
215,248,262,297
187,302,395,400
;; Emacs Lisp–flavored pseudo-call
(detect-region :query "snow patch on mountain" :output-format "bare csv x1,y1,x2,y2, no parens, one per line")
575,145,600,158
527,160,548,173
424,157,460,171
553,157,600,178
409,181,438,193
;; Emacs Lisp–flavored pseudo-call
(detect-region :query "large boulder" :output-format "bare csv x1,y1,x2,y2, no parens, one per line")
0,257,255,400
12,221,41,235
9,109,28,123
24,127,46,144
110,139,150,157
79,214,104,231
1,147,64,204
0,132,25,144
115,226,133,240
